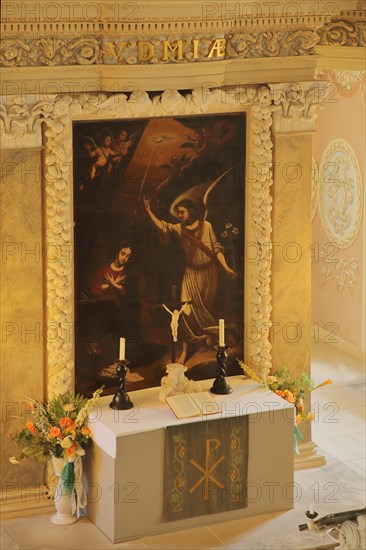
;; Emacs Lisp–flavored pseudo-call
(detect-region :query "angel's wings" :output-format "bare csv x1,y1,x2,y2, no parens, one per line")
128,131,140,144
123,131,140,151
169,165,236,220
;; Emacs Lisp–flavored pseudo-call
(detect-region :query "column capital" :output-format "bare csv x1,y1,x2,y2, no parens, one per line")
270,81,331,133
0,96,55,148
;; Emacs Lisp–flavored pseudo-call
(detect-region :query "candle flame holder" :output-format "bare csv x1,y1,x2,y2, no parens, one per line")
110,359,134,410
210,346,233,395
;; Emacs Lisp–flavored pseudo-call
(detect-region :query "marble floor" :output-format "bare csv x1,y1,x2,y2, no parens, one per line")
1,342,365,550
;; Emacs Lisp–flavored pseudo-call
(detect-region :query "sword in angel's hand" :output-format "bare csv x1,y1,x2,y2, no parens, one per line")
130,134,174,225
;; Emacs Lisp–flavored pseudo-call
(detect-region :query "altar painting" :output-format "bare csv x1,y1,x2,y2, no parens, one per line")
73,113,246,396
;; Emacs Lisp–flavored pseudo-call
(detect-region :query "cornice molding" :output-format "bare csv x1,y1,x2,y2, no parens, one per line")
0,30,321,68
1,20,364,70
1,2,364,80
0,1,344,25
0,56,322,98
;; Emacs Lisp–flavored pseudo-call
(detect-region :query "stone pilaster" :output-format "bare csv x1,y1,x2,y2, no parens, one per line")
270,81,329,469
0,146,48,513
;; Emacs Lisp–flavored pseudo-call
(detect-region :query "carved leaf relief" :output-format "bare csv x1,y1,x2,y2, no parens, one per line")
319,139,363,249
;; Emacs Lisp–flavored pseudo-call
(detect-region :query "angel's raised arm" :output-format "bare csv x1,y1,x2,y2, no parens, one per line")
144,197,164,231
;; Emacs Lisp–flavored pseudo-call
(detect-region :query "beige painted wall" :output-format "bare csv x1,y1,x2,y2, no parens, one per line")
0,149,45,492
312,73,365,350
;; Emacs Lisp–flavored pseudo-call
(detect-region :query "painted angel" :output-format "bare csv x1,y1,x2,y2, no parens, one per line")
144,166,237,364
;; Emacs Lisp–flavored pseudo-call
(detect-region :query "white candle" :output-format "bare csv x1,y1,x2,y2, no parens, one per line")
119,337,126,361
309,502,315,515
219,319,225,347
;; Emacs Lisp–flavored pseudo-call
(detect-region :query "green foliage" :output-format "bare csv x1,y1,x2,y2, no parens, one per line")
171,492,180,504
268,367,314,396
9,387,104,464
232,425,243,437
46,391,88,425
171,462,181,476
233,453,243,466
11,429,54,463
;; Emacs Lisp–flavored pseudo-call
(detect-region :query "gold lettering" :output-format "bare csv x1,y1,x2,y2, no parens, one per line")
138,41,155,62
207,38,226,58
192,39,199,59
162,40,183,61
105,41,128,61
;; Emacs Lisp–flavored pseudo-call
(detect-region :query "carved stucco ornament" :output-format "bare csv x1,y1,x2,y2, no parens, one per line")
321,255,359,296
0,37,102,66
0,27,320,67
318,19,366,47
2,17,365,68
270,81,331,133
319,138,363,249
0,39,37,67
225,29,319,58
330,70,365,92
0,100,54,148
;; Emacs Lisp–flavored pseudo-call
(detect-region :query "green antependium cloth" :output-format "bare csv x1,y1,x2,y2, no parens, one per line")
164,416,248,521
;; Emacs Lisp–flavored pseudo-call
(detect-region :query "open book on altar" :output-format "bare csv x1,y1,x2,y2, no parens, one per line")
166,391,221,419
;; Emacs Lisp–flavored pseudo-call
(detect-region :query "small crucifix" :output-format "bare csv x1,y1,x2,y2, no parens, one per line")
154,285,191,363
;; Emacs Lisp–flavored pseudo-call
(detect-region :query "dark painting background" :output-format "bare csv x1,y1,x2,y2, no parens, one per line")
73,114,246,396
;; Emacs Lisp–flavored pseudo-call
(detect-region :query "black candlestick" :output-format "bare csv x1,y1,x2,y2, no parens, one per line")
305,510,319,520
110,359,134,410
210,346,233,395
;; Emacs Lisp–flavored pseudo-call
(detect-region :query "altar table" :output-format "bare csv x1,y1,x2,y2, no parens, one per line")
86,376,294,543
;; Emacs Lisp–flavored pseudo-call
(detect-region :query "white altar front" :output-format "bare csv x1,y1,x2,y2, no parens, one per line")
86,376,294,543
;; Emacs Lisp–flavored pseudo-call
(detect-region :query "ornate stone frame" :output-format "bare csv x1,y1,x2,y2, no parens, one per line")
1,85,274,398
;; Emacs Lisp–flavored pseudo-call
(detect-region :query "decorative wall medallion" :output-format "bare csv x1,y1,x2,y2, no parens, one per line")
311,156,319,221
319,139,362,248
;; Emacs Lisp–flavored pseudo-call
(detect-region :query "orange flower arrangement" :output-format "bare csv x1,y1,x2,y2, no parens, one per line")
238,362,332,426
49,426,61,438
26,422,37,433
59,416,75,430
9,388,103,464
238,362,332,455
